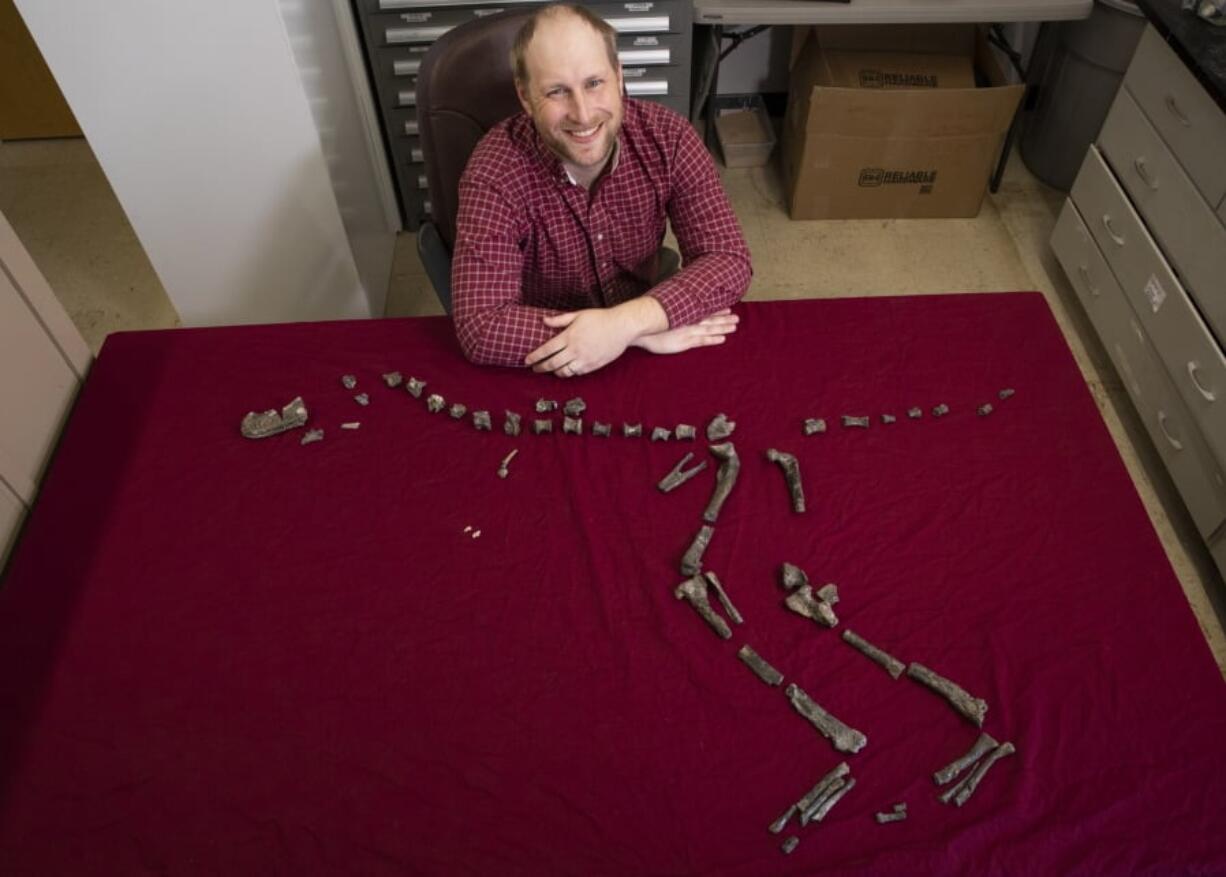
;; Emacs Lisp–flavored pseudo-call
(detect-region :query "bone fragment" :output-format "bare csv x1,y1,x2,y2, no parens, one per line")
406,377,426,398
907,407,922,419
300,428,324,445
355,393,370,407
680,525,715,576
784,684,867,754
381,371,403,388
876,809,907,824
702,442,740,524
674,574,731,639
533,419,553,435
240,396,308,439
999,388,1015,400
426,394,445,413
675,424,696,441
623,423,643,438
795,762,850,816
816,583,838,605
738,645,782,686
785,586,838,628
340,422,360,430
894,802,907,813
841,629,904,679
473,410,492,431
882,413,897,424
449,402,466,419
707,413,736,441
504,411,522,436
932,403,950,417
703,570,742,625
906,662,988,727
341,374,357,389
536,399,558,413
768,804,796,835
977,403,994,416
780,562,809,591
803,418,827,435
658,452,708,493
799,776,846,826
804,777,857,825
842,415,870,428
781,837,799,855
933,732,999,786
497,449,519,479
563,397,586,416
949,742,1015,807
651,427,671,442
592,422,611,437
563,416,583,435
766,448,806,513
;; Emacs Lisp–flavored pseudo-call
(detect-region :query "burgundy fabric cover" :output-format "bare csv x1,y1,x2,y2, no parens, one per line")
1,293,1224,875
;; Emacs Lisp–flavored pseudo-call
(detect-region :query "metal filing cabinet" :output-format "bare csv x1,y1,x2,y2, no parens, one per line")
1051,25,1226,578
350,0,693,229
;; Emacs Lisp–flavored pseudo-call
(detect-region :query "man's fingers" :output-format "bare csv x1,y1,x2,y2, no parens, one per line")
525,336,567,367
543,311,579,329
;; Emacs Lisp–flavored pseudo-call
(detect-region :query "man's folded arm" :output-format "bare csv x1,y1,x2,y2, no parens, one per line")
451,176,560,366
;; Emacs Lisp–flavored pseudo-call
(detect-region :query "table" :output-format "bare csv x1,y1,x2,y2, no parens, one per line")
2,294,1225,874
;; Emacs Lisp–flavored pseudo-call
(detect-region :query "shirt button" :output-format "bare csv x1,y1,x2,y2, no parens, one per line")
597,233,604,241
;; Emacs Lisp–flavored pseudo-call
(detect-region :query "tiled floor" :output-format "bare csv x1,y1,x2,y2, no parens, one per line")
2,134,1223,672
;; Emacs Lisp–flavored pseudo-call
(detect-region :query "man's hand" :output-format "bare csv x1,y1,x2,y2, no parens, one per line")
633,309,739,355
525,297,668,378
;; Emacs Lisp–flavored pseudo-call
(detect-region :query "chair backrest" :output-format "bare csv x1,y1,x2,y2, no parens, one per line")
416,8,536,250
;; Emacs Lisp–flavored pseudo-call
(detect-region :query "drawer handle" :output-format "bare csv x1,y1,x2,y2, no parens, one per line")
1101,214,1125,247
1164,95,1191,127
1188,361,1217,402
1077,264,1099,297
1157,411,1184,451
1133,157,1158,191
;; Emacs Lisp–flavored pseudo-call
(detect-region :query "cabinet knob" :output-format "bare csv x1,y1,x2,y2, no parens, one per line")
1187,361,1217,403
1164,94,1191,127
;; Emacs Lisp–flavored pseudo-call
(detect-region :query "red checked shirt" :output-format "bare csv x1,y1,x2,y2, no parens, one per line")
451,99,752,366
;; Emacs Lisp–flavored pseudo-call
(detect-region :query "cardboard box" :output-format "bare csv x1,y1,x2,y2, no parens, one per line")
714,95,776,168
782,25,1023,220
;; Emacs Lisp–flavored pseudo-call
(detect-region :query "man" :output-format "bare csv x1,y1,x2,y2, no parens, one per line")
451,3,752,377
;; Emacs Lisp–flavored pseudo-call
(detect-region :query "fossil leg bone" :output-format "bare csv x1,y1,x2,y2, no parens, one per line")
803,776,857,825
702,442,740,524
658,452,708,493
703,571,742,624
674,574,731,639
784,684,867,754
794,762,850,818
738,645,782,686
240,396,309,439
680,525,715,576
842,629,905,679
766,448,806,513
933,732,999,786
906,662,988,727
943,742,1016,807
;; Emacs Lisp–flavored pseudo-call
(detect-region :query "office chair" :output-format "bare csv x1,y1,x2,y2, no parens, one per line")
415,8,535,314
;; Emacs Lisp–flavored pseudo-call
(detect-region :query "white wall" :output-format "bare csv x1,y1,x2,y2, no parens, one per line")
15,0,389,326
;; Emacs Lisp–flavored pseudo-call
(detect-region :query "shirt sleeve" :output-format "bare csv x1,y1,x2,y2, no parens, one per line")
451,170,561,367
647,118,753,329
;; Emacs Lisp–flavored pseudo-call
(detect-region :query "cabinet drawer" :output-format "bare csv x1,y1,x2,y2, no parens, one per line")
1124,26,1226,207
1051,197,1128,337
1212,529,1226,580
1072,145,1226,473
1098,87,1226,341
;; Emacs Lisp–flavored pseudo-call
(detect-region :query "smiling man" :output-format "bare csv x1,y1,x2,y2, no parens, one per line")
450,3,752,377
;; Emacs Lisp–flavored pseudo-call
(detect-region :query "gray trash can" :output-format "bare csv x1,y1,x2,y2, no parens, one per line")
1019,0,1146,191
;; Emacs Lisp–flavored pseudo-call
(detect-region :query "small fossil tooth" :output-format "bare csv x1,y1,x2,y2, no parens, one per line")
707,413,736,441
354,393,370,406
675,424,697,441
535,398,558,413
977,403,994,416
449,403,467,419
472,410,492,431
426,394,445,413
504,411,522,436
623,423,643,438
381,371,403,388
300,428,324,445
533,419,553,435
406,377,426,398
592,422,611,437
841,415,870,429
341,374,357,389
651,427,672,442
497,449,519,479
932,403,950,417
240,396,308,439
738,645,783,686
803,418,827,435
563,397,586,417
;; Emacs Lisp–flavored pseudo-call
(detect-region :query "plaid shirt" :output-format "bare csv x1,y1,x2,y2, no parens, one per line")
451,99,752,366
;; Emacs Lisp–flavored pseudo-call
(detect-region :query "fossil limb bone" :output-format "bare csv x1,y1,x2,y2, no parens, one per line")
674,574,731,639
702,442,740,524
680,525,715,576
907,662,988,727
942,741,1016,807
354,393,370,406
406,377,426,398
932,403,950,417
766,449,806,513
780,562,809,591
623,423,642,438
651,427,672,442
497,449,519,479
240,396,309,439
842,629,904,679
785,586,838,628
738,645,782,686
426,394,445,413
784,684,867,754
803,417,827,435
781,836,799,855
707,413,735,441
703,571,742,625
473,410,492,431
842,415,870,428
592,422,611,437
657,452,708,493
675,424,696,441
449,403,466,419
794,762,850,819
504,411,522,436
533,419,553,435
535,399,558,413
768,804,796,835
300,428,324,445
563,417,583,435
341,374,357,389
802,776,857,825
381,371,403,388
933,732,999,786
563,397,586,416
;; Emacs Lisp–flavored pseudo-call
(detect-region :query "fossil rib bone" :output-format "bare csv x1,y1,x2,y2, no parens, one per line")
784,684,867,754
674,574,731,639
766,449,806,513
842,629,905,679
702,442,740,524
907,662,988,727
738,645,782,686
794,762,850,818
802,776,856,825
657,452,708,493
707,413,736,441
240,396,308,439
934,732,999,786
680,525,715,576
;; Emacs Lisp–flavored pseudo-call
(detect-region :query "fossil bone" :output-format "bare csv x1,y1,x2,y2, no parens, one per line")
449,403,466,419
381,371,403,388
875,809,907,824
355,393,370,406
738,645,782,686
535,399,558,413
932,403,950,417
406,377,426,398
657,452,708,493
780,562,809,591
341,374,357,389
473,410,492,431
941,742,1015,807
533,419,553,435
934,732,999,786
842,415,870,428
882,413,897,424
784,684,867,754
340,422,360,430
426,394,445,413
803,418,827,435
999,388,1015,400
651,427,671,442
707,413,736,441
907,407,922,419
497,449,519,479
563,417,583,435
240,396,308,439
675,424,696,441
680,525,715,576
563,397,586,416
795,762,850,818
781,837,799,855
802,776,856,825
504,411,522,436
786,586,838,628
623,423,643,438
674,573,731,639
592,421,611,437
816,583,838,604
702,442,740,524
766,449,806,513
768,804,796,835
703,571,742,625
300,428,324,445
842,629,904,679
977,403,994,416
906,662,988,727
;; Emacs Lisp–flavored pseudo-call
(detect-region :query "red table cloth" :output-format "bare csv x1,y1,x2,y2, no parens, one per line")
2,293,1224,875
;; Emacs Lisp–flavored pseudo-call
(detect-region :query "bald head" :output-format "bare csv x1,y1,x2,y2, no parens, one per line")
510,4,619,90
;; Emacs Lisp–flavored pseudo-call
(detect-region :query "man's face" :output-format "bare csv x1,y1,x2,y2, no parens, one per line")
516,15,624,173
